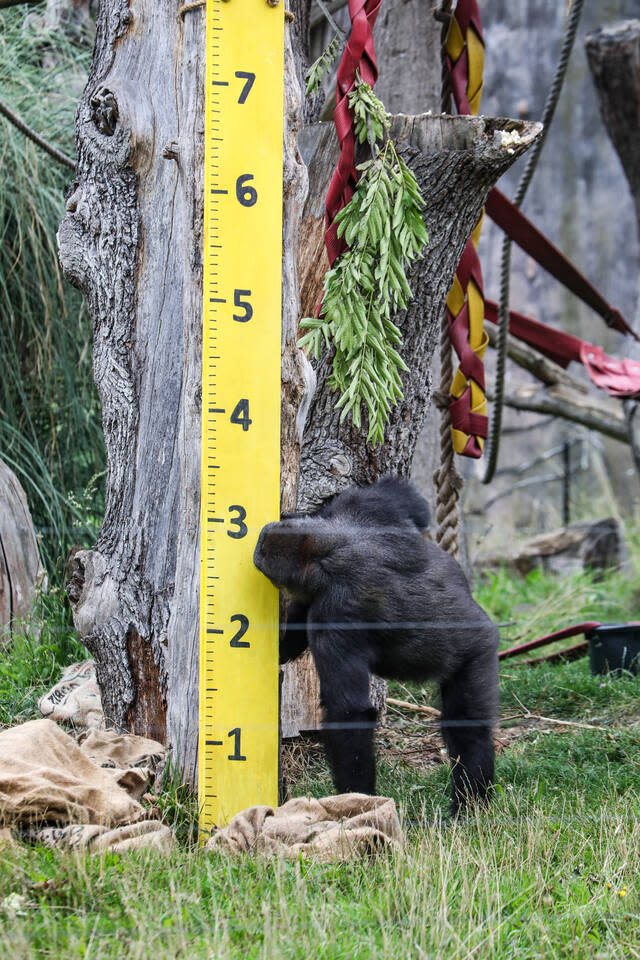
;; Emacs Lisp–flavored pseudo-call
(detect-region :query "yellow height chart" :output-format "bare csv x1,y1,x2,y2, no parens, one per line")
199,0,284,834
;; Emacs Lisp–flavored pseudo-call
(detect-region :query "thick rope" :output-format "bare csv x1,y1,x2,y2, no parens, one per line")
434,309,463,560
482,0,586,484
433,0,462,559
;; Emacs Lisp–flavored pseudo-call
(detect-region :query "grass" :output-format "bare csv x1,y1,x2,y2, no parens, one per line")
1,559,639,957
0,7,104,576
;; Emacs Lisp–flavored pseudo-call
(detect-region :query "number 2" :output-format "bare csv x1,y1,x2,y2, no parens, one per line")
230,614,250,648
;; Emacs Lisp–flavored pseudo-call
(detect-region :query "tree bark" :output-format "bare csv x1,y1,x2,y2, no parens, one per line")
586,21,640,473
0,459,45,635
585,20,640,231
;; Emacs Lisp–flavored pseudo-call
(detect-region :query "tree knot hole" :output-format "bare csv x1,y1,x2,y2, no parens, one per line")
90,88,119,136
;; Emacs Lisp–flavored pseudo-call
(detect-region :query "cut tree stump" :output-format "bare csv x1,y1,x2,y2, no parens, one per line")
0,459,45,636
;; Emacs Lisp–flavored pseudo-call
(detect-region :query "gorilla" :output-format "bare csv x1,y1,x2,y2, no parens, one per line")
253,478,499,812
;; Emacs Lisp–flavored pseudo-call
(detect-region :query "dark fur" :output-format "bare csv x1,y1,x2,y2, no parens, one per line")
253,478,499,812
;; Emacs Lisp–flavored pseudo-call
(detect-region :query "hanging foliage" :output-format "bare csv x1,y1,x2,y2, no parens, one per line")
299,80,428,444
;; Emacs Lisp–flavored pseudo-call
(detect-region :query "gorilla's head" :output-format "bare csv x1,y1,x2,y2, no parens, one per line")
253,516,349,598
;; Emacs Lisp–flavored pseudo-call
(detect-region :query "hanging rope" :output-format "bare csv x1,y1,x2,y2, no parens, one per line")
482,0,586,483
433,0,462,559
433,310,464,560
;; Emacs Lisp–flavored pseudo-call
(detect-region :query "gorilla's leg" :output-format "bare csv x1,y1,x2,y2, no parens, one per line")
280,599,310,664
439,650,498,812
311,640,377,794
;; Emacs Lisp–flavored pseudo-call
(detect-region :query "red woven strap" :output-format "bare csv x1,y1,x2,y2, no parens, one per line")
486,188,639,342
484,303,640,397
324,0,382,268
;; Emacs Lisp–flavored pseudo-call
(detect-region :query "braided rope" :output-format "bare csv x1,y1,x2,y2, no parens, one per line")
432,0,461,559
433,309,463,559
482,0,586,483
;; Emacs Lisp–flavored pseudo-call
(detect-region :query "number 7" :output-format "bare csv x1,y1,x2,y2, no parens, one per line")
235,71,255,104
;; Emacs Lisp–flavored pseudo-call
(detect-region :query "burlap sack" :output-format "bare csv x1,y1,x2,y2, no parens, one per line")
206,793,403,862
38,659,103,728
0,719,144,828
22,820,175,853
78,728,164,769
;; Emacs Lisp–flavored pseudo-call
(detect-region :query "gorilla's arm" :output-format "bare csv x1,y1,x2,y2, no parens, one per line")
280,599,310,665
309,614,377,795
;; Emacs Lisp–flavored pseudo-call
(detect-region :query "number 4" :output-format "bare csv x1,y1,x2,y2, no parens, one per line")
230,399,252,432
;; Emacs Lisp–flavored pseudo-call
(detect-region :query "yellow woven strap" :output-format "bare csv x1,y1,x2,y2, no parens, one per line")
444,0,488,459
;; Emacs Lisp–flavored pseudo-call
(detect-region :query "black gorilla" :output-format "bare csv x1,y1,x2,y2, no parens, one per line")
253,478,499,812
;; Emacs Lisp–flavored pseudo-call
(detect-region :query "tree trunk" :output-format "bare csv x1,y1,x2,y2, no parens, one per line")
0,459,45,635
586,20,640,473
59,0,311,781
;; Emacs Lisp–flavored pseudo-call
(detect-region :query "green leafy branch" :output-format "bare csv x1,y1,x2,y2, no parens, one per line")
305,35,341,96
298,80,429,445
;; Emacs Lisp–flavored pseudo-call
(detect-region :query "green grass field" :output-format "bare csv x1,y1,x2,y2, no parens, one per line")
1,563,639,959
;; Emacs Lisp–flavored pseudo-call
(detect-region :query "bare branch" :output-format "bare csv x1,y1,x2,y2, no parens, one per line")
0,97,75,169
0,0,43,9
487,379,628,443
485,322,588,393
310,0,348,31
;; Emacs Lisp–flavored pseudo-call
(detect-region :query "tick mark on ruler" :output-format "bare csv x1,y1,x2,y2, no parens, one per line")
211,189,228,195
206,740,223,746
211,80,228,86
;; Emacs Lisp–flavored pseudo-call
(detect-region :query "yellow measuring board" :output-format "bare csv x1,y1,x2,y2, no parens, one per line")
199,0,284,835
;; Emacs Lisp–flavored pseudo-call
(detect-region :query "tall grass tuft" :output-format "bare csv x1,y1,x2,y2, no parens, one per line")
0,7,103,579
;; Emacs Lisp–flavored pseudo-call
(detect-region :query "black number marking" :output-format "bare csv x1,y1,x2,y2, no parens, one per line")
227,505,247,539
236,174,257,207
230,614,250,648
227,727,246,761
233,289,253,323
230,399,252,432
235,71,255,104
